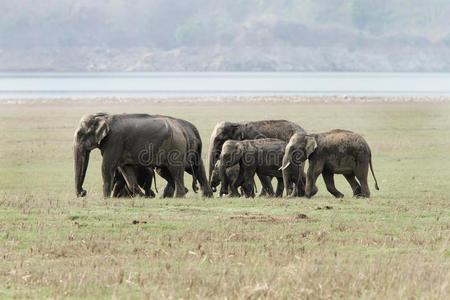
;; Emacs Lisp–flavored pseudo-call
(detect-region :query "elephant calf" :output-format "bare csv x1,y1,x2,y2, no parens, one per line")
112,165,157,198
210,161,241,196
219,138,297,198
281,129,379,198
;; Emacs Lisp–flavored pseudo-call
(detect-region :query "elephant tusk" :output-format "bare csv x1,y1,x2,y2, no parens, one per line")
279,161,291,171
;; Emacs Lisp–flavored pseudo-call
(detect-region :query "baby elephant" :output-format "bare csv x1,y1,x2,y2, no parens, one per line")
211,160,263,197
219,138,294,198
112,165,157,198
281,129,379,198
210,161,241,196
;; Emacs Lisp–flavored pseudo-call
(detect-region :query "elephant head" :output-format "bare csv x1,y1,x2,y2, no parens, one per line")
73,113,110,197
209,161,221,192
280,133,317,171
218,140,244,195
208,122,244,181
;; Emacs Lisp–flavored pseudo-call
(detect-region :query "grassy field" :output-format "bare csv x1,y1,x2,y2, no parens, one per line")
0,98,449,299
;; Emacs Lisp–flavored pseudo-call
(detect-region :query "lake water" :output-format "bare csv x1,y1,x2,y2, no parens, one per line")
0,72,449,98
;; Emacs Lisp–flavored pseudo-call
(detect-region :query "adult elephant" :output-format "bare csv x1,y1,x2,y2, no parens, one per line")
280,130,379,198
152,115,213,198
208,120,305,195
74,113,188,198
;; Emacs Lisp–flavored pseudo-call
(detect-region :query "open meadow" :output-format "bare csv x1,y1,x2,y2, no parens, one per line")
0,97,449,299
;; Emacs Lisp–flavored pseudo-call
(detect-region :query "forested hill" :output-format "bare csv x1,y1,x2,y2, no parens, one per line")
1,0,449,72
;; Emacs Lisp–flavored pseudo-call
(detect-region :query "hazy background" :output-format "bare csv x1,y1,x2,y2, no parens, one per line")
1,0,449,72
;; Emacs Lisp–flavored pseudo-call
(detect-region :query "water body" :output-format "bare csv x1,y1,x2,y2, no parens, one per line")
0,72,449,98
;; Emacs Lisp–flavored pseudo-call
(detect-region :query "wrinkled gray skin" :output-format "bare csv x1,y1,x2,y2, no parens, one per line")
151,115,213,198
112,165,157,198
74,113,188,198
219,139,290,198
208,120,305,196
210,161,261,197
281,130,379,198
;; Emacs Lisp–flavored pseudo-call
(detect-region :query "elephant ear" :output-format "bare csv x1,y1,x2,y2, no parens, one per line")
305,135,317,158
235,142,245,158
94,116,109,145
233,125,245,140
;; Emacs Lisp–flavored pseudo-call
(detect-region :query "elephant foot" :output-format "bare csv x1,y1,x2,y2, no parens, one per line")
355,193,370,198
293,188,305,197
311,186,319,197
77,189,87,197
333,192,344,198
145,191,156,198
203,191,214,198
352,187,362,197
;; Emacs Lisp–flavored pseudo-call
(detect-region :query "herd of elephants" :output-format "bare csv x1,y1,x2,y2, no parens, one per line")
74,113,379,199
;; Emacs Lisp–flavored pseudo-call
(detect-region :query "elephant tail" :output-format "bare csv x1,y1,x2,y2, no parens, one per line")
153,171,158,194
369,157,379,190
190,163,199,193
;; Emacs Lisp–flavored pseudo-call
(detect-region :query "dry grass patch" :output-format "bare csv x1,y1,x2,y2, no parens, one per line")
1,99,449,299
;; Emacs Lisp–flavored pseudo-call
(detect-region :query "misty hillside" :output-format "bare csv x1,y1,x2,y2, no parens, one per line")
1,0,449,71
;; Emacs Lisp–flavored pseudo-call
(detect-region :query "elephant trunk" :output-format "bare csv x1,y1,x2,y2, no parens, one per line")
74,145,90,197
208,141,219,182
280,152,291,171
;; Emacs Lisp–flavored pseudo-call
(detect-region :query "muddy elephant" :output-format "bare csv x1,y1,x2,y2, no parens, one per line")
74,113,189,198
218,138,296,198
280,129,379,198
208,120,305,195
151,115,213,198
112,165,157,198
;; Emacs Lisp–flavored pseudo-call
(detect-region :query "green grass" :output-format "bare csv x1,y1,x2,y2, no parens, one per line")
0,99,449,299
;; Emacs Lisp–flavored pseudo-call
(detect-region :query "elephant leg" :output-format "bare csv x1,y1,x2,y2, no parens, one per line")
344,174,361,197
294,169,306,197
141,178,156,198
112,170,127,197
275,177,284,198
257,174,274,197
256,176,272,196
305,165,321,198
120,166,144,197
230,169,245,197
168,166,186,198
157,167,175,198
322,171,344,198
242,182,254,198
193,160,213,198
354,164,370,198
241,169,257,198
140,168,156,198
101,159,116,198
295,168,317,197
